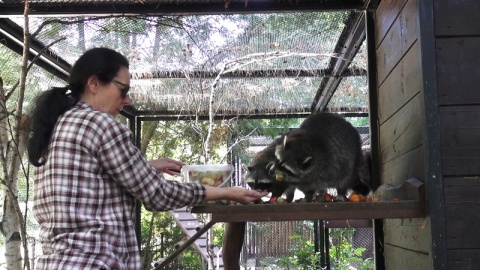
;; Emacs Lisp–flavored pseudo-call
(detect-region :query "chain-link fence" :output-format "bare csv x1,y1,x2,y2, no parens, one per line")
239,221,374,270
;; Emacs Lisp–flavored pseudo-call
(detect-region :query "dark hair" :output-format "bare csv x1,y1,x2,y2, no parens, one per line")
27,47,129,167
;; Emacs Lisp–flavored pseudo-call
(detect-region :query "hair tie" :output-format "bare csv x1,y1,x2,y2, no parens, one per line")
65,84,72,95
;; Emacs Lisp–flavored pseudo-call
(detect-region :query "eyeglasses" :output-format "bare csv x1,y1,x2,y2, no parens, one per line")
112,79,130,99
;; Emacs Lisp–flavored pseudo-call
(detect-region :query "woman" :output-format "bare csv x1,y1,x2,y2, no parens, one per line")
27,47,266,270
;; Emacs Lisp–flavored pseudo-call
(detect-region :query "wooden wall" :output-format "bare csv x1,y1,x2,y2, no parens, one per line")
374,0,432,269
374,0,480,269
434,0,480,268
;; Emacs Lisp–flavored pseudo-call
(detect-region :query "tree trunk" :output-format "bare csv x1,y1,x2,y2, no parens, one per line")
2,197,23,269
0,1,32,268
0,81,24,270
140,121,159,155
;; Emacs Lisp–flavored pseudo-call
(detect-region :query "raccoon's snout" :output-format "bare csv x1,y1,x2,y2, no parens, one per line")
246,178,275,191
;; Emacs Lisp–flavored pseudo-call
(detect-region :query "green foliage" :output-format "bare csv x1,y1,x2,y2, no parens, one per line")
230,117,302,164
345,117,369,127
172,251,206,269
329,228,374,270
212,223,225,247
277,229,321,270
139,208,206,269
276,227,374,270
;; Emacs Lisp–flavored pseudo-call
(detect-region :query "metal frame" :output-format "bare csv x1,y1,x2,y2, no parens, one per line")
1,0,368,16
311,11,367,112
364,8,385,270
0,18,70,81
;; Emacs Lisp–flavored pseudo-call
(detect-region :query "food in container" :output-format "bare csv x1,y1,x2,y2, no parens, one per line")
181,164,234,188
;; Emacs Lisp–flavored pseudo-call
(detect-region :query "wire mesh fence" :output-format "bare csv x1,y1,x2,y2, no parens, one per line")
238,221,374,270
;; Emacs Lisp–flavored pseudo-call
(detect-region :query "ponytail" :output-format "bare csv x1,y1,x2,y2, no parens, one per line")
27,85,78,167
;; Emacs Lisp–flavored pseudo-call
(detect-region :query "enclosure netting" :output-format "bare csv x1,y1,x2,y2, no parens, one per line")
3,10,368,117
1,7,370,270
240,221,374,269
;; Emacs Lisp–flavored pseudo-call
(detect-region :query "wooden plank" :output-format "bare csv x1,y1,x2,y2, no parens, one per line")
400,0,419,53
379,95,424,164
441,154,480,176
448,250,480,270
375,0,407,46
191,200,426,222
436,37,480,105
444,177,480,186
383,218,431,254
418,1,448,269
434,0,480,36
376,0,419,84
383,244,431,270
439,106,480,176
445,201,480,249
381,146,425,186
444,178,480,249
324,219,372,228
378,41,422,124
376,16,403,84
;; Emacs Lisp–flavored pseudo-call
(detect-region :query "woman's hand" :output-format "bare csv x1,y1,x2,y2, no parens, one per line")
203,186,268,204
148,158,185,176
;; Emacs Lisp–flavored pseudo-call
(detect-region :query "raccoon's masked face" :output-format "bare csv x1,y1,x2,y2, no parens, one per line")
245,161,279,191
274,134,313,183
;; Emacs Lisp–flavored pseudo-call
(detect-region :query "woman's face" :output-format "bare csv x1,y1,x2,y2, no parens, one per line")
94,66,132,116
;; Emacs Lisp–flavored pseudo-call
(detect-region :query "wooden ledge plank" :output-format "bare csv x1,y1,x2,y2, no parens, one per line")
191,201,425,222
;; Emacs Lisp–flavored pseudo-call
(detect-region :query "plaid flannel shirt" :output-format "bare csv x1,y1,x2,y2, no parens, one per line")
33,101,206,270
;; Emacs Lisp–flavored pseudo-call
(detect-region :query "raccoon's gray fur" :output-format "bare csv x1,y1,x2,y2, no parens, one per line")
245,138,296,202
355,150,372,194
274,112,371,202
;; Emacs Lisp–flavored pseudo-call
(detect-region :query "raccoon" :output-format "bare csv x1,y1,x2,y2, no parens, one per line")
244,138,296,202
355,150,372,194
274,112,371,202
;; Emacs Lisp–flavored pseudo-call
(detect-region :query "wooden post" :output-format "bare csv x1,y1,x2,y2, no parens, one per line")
222,222,246,270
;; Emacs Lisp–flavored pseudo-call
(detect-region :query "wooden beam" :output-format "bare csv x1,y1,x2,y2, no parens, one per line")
0,18,71,81
134,108,369,120
192,200,426,222
131,67,367,80
0,0,367,16
311,12,366,112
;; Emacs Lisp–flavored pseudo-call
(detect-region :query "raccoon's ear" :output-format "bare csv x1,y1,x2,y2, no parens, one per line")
283,135,288,148
301,156,313,169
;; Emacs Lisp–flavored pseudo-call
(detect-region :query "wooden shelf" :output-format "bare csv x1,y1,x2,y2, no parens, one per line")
192,178,427,222
161,179,426,270
191,200,425,222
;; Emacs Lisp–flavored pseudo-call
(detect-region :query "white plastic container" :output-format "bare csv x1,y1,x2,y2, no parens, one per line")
181,164,234,188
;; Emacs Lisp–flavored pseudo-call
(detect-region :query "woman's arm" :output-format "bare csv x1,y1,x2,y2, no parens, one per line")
203,185,268,204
